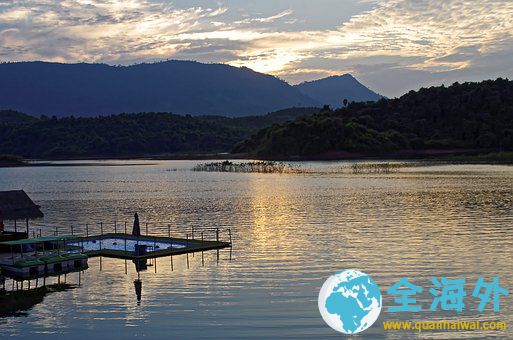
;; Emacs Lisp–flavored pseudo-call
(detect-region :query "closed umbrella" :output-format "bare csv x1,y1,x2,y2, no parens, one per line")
132,213,141,236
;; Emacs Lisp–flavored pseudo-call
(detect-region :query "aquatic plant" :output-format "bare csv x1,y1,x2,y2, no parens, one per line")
350,162,410,174
192,160,303,173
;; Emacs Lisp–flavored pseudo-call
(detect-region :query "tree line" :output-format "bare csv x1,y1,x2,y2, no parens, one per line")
234,78,513,158
0,108,318,158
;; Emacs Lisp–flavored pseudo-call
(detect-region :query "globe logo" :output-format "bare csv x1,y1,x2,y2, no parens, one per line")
318,269,382,334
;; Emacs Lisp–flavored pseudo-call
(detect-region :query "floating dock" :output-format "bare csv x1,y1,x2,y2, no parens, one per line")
66,233,231,260
0,222,233,281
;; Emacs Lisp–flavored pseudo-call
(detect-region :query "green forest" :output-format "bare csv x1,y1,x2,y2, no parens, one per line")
1,78,513,160
0,108,318,158
234,78,513,158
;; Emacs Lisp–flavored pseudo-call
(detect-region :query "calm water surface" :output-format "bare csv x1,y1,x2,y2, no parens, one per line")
0,160,512,338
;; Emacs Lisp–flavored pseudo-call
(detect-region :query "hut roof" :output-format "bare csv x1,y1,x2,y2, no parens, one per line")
0,190,44,220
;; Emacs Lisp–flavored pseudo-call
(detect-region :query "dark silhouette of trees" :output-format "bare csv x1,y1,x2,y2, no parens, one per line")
0,108,319,158
234,78,513,158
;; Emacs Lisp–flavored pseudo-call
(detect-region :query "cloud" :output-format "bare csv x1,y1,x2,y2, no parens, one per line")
232,0,513,94
233,9,293,25
0,0,512,96
0,0,228,63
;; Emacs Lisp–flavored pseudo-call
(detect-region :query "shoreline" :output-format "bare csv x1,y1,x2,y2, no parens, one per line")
1,149,513,168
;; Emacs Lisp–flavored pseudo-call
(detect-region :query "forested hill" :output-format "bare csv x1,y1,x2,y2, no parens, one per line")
294,74,383,108
0,109,38,125
0,108,319,158
0,61,318,117
234,78,513,158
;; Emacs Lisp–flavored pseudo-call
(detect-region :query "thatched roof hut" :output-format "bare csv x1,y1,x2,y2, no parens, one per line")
0,190,44,221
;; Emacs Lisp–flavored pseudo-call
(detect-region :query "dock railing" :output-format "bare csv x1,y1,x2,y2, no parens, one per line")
29,220,233,247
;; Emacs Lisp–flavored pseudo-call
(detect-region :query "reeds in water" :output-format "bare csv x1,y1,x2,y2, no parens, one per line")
350,162,404,174
192,160,303,173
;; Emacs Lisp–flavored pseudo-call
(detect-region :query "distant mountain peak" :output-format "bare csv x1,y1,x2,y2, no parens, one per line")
294,74,383,108
0,60,318,118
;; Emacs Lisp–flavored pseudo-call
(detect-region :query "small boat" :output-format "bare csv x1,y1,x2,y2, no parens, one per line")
0,235,88,277
3,258,45,276
40,255,67,273
61,253,88,270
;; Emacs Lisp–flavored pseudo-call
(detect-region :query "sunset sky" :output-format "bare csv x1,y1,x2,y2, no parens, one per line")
1,0,512,97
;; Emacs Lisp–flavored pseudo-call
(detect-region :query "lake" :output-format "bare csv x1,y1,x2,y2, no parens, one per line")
0,160,512,338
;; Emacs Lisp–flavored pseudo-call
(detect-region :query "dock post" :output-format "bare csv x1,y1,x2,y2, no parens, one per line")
192,227,195,257
55,226,58,235
39,228,42,237
201,232,204,266
146,223,148,235
114,221,117,234
14,219,17,233
186,233,190,269
216,229,220,263
228,228,232,244
124,221,127,234
100,222,103,235
71,225,74,235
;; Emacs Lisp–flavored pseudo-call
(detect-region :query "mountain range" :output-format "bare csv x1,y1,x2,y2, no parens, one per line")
0,60,381,118
1,79,511,160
